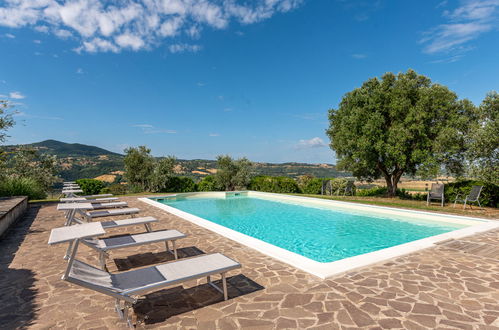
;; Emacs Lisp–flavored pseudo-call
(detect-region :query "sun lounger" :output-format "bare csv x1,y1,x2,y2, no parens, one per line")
81,194,114,199
76,208,140,223
81,229,187,269
90,201,128,209
61,197,120,203
48,223,241,327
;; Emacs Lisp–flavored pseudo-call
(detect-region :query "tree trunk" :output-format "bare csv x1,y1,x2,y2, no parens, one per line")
384,171,403,197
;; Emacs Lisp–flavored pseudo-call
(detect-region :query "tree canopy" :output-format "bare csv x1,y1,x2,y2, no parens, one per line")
467,91,499,185
327,69,474,195
214,155,252,191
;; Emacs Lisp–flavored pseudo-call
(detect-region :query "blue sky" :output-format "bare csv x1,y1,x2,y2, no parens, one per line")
0,0,498,163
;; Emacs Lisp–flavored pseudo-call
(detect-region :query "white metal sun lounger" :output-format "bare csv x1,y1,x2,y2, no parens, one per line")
48,223,241,327
90,201,128,209
81,229,187,269
61,197,120,203
77,208,140,222
57,204,141,226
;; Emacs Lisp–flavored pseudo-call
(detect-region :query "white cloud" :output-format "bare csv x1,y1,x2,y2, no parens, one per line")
209,133,220,137
9,91,25,99
4,33,15,38
421,0,499,54
132,124,176,134
0,0,303,53
76,68,84,74
33,39,41,43
14,111,63,120
295,137,327,149
168,43,201,53
352,53,367,59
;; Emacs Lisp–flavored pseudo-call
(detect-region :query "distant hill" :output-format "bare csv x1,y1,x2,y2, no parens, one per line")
25,140,123,157
3,140,350,181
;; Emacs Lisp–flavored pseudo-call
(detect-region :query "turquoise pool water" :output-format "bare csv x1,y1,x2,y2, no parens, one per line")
157,196,466,263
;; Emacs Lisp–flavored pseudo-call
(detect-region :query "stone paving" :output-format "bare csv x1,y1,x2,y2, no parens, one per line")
1,196,499,329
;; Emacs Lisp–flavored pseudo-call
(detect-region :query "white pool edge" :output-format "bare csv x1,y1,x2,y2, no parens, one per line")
138,192,499,279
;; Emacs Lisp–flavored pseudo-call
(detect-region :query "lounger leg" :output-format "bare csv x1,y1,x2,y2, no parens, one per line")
222,273,228,301
172,241,178,259
64,241,74,260
123,302,133,328
478,200,483,210
144,223,152,232
99,252,108,270
165,241,169,252
463,199,467,210
115,299,124,319
207,275,211,283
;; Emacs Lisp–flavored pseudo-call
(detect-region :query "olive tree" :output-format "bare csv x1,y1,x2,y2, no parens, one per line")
150,156,177,192
467,91,499,184
214,155,252,191
327,70,473,196
123,146,155,191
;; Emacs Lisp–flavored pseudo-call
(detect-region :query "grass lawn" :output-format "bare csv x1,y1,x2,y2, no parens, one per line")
294,193,499,220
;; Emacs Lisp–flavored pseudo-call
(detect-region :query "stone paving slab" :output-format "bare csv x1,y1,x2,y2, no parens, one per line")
0,197,498,329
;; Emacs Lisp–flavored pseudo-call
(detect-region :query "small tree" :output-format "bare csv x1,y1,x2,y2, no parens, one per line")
0,100,15,175
214,155,252,191
327,70,474,196
0,100,15,143
123,146,155,191
467,91,498,185
150,156,177,192
7,147,58,190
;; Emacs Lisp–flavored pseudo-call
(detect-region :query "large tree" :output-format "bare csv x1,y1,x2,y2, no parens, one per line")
327,70,474,196
467,91,499,184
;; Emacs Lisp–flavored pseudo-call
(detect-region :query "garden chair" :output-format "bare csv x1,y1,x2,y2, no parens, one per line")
453,185,484,210
426,183,445,207
343,181,355,196
48,223,241,328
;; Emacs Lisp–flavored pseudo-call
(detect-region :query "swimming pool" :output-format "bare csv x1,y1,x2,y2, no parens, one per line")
140,191,498,278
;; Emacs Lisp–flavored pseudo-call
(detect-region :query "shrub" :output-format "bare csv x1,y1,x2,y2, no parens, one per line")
301,178,323,194
198,176,218,191
356,186,387,196
444,180,499,208
249,176,300,193
163,177,197,193
0,176,46,200
76,179,105,195
100,184,128,195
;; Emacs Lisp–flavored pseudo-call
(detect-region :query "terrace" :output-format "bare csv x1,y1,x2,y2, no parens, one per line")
2,196,499,329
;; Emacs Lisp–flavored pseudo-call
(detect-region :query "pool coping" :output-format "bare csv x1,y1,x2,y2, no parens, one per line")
138,191,499,279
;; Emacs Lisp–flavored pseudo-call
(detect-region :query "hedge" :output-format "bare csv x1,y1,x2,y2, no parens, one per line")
249,176,300,193
75,179,105,195
0,177,46,200
444,180,498,208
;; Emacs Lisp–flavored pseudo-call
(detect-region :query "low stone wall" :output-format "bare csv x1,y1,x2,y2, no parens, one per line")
0,196,28,238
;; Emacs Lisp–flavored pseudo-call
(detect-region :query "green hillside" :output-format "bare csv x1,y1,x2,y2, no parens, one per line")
27,139,122,157
3,140,350,181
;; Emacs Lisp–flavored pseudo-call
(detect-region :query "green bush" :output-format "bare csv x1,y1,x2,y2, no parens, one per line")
249,176,300,193
356,186,387,196
444,180,499,208
100,184,128,195
163,177,197,193
75,179,105,195
198,176,219,191
301,178,324,194
0,177,46,200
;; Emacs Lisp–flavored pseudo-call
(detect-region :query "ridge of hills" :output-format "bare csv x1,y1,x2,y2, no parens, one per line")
3,140,350,181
